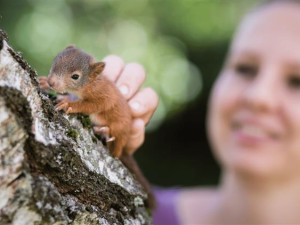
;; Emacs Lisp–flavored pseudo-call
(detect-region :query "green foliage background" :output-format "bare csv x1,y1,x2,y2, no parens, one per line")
0,0,261,187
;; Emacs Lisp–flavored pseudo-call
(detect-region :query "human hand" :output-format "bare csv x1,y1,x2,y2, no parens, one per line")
94,55,158,155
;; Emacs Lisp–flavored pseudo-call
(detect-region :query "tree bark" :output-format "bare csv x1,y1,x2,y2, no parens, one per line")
0,29,152,225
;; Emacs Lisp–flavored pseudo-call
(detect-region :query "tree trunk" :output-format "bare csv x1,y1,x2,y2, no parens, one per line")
0,29,152,225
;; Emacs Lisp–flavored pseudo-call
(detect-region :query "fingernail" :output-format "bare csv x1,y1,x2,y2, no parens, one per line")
119,84,129,96
130,101,140,111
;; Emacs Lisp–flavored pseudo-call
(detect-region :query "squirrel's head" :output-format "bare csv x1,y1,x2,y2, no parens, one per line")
48,45,105,96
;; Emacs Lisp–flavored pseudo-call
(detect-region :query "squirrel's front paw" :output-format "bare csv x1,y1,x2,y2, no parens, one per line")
38,76,50,91
55,100,73,114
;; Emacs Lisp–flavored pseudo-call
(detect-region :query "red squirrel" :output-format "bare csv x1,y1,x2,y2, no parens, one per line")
39,46,155,208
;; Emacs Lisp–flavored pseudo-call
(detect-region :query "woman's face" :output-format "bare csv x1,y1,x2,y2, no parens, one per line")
208,2,300,179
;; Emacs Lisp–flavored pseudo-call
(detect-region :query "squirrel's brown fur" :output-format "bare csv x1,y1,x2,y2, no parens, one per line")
44,46,155,209
48,46,131,158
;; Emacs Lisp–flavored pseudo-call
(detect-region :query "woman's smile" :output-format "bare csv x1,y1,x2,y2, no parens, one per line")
231,115,282,147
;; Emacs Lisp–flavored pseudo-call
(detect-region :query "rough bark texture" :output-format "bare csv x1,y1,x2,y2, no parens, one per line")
0,29,152,225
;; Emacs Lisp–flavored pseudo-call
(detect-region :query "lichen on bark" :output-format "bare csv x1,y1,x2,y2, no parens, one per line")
0,29,152,225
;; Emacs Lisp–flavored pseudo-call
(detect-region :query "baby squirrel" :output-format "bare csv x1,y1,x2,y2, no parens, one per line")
40,46,155,209
48,45,130,158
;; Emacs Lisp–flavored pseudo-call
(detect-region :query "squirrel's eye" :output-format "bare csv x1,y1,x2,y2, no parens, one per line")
71,74,79,80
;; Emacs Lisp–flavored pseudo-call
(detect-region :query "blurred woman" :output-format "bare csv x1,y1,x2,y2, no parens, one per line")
152,0,300,224
99,0,300,223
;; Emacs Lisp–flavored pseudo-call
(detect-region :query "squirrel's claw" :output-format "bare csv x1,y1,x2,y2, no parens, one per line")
56,95,72,104
106,136,115,142
66,107,73,114
93,126,115,144
55,101,70,113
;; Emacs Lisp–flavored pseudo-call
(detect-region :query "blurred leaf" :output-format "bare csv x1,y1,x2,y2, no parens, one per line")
0,0,260,131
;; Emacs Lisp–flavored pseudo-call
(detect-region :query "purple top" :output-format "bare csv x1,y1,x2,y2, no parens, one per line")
153,188,182,225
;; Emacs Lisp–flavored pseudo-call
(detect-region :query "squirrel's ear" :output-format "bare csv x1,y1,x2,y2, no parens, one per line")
92,62,105,74
65,45,75,50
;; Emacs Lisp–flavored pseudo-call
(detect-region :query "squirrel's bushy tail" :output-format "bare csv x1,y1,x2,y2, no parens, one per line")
107,127,156,209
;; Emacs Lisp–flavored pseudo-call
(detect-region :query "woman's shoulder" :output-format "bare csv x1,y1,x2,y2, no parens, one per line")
152,187,182,225
177,187,220,224
152,186,219,225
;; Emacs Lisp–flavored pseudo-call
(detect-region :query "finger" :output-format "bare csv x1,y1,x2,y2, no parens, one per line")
128,87,159,125
124,119,145,155
101,55,125,82
115,63,146,100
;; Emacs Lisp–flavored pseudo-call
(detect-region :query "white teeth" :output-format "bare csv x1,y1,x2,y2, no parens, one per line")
239,125,268,138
